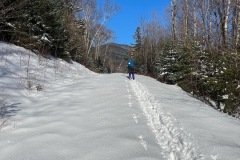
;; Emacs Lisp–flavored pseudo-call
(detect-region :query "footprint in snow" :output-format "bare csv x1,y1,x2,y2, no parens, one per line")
132,114,138,123
129,95,132,100
128,102,132,108
138,135,148,151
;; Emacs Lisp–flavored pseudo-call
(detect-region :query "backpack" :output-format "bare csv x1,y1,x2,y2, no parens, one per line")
128,58,134,67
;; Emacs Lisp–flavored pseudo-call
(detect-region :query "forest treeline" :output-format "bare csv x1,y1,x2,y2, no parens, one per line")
0,0,119,72
132,0,240,118
1,0,240,118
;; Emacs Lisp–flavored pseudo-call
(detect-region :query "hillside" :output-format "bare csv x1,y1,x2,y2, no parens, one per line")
100,43,130,61
99,43,130,72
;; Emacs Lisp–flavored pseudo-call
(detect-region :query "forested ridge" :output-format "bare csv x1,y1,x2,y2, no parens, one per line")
1,0,240,118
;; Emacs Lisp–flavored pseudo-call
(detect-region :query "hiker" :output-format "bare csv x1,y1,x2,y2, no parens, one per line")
128,52,135,80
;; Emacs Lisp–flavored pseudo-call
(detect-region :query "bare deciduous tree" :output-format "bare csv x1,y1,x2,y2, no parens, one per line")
78,0,119,63
169,0,239,50
93,24,112,60
236,0,240,48
171,0,177,42
137,13,164,74
214,0,231,48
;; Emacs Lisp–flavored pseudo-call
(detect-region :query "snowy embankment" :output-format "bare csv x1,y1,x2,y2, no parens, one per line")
0,42,240,160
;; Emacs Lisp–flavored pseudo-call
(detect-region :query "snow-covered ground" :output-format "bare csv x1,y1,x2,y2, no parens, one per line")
0,42,240,160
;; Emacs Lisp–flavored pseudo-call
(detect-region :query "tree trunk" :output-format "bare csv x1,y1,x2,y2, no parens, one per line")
236,0,240,47
171,0,177,42
223,0,231,48
232,1,237,48
208,0,213,46
193,0,197,38
185,0,189,40
215,0,230,48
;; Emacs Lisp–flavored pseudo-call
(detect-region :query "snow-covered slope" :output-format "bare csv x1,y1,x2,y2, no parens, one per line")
0,42,240,160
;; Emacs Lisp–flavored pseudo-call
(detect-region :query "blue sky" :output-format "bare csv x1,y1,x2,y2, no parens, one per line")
99,0,171,45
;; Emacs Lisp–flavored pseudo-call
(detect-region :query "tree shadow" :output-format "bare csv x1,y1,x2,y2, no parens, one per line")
126,76,131,79
0,103,21,119
121,74,131,80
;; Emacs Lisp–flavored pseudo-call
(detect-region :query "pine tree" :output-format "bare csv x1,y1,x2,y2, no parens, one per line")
133,27,145,74
133,27,142,53
155,40,191,84
5,0,66,55
0,0,25,41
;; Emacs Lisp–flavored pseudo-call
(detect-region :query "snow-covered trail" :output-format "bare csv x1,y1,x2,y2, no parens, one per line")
129,80,203,160
1,42,240,160
1,72,240,160
129,76,240,160
0,74,164,160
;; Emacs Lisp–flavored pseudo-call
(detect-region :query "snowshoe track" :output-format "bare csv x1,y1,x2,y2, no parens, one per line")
129,80,204,160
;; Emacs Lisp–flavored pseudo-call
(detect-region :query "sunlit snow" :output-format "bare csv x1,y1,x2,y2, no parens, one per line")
0,42,240,160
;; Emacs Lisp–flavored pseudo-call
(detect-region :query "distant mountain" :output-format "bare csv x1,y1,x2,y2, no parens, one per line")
100,43,130,62
99,43,131,72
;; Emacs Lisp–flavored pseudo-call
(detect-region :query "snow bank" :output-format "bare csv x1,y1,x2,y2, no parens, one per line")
0,41,93,128
0,41,93,92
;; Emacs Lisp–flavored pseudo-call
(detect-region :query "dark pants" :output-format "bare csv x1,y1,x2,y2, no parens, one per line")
128,66,135,80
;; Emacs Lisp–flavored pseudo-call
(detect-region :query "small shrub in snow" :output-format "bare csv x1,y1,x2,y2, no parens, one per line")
0,88,8,112
0,93,8,130
36,84,44,91
0,98,7,112
26,80,33,90
0,118,8,130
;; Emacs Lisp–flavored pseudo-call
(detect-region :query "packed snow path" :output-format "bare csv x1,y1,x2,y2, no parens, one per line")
1,74,166,160
129,80,203,159
1,73,240,159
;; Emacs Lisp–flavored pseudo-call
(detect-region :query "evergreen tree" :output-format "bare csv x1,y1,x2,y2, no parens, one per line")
0,0,25,41
133,27,146,74
156,40,190,84
18,0,67,55
133,27,142,53
0,0,86,62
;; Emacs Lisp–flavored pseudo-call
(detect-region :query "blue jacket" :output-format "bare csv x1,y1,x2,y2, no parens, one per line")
128,58,134,67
